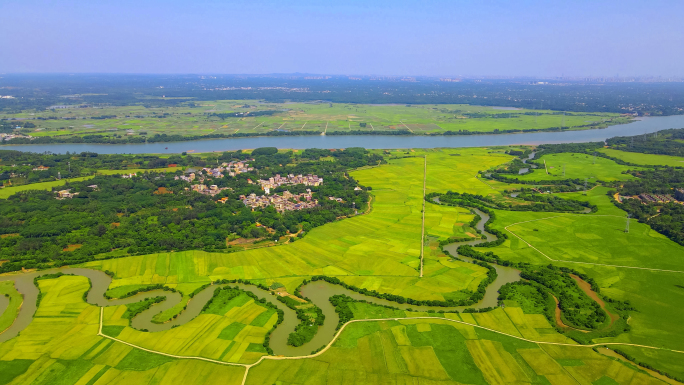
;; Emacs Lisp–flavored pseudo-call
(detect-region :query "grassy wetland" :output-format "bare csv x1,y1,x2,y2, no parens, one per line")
2,101,628,143
0,145,683,384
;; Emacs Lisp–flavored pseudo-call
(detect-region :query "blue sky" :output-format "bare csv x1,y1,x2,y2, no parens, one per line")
1,0,683,76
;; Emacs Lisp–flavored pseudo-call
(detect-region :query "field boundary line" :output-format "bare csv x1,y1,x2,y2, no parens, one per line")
504,215,684,273
98,306,684,385
420,155,426,277
97,307,249,368
252,122,264,130
400,120,414,133
243,316,684,384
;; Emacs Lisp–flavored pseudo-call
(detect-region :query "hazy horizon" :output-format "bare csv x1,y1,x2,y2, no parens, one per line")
1,0,683,77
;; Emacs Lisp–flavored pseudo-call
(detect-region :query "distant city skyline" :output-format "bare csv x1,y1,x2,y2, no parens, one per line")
1,0,683,77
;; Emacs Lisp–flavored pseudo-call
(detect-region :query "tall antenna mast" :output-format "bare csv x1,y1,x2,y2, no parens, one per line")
561,112,565,129
624,213,630,233
593,151,597,164
563,164,566,177
583,178,588,195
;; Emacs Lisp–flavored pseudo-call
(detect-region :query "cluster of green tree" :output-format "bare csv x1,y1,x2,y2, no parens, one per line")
3,74,682,115
0,148,379,273
521,265,606,330
611,168,684,245
498,281,555,315
493,158,529,174
513,191,597,212
276,295,325,347
329,295,355,329
616,199,684,246
607,128,684,156
298,270,497,308
497,279,634,344
103,284,179,300
485,171,598,189
432,189,592,215
0,150,205,185
534,142,604,155
122,297,165,329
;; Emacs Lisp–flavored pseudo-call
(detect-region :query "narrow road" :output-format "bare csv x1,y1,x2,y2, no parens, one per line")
400,120,414,133
97,308,684,385
420,155,426,277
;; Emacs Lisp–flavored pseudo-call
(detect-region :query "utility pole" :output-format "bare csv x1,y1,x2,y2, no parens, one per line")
561,112,565,129
563,164,566,177
583,178,588,195
593,151,597,164
625,213,630,233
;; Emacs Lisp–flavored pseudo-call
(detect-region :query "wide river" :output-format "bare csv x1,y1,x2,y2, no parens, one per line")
2,115,684,154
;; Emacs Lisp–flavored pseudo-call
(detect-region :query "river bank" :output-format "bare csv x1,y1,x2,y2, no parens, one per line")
2,115,683,154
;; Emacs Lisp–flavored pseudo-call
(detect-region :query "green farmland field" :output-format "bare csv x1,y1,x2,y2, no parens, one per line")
599,148,684,167
2,101,627,141
0,281,22,334
516,152,643,182
246,318,663,385
0,146,683,384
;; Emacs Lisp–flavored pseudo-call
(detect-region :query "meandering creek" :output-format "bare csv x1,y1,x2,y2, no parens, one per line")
0,206,596,356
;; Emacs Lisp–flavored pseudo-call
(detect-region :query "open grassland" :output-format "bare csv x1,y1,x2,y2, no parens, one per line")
246,318,665,385
501,211,683,270
517,152,642,182
599,148,684,167
0,281,21,334
0,275,246,385
102,291,277,364
485,189,684,377
0,167,179,199
3,100,625,140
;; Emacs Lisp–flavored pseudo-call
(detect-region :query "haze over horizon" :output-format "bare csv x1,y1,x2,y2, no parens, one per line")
1,0,683,77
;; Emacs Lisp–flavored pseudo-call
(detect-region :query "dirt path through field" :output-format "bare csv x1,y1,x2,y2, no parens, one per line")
570,274,620,326
420,155,426,277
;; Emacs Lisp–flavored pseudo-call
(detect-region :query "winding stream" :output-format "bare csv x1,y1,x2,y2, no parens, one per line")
0,208,522,356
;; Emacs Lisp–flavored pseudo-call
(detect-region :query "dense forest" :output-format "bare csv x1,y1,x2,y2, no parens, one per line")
1,74,683,115
606,128,684,156
0,150,208,185
0,148,381,273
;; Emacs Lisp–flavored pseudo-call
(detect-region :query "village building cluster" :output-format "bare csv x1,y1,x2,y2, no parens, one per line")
0,133,32,142
239,189,318,213
176,161,254,183
619,189,684,204
257,174,323,193
187,184,231,196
